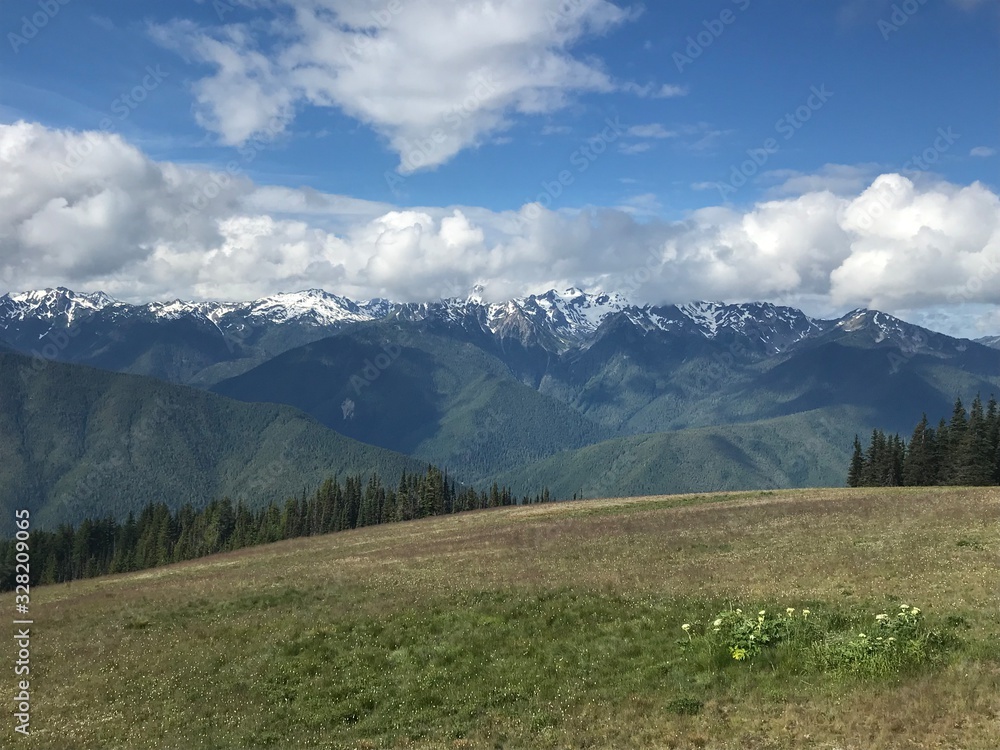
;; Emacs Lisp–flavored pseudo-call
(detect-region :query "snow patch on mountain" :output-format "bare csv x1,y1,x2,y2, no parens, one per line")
236,290,387,326
1,287,117,324
676,301,726,336
976,335,1000,350
3,286,968,359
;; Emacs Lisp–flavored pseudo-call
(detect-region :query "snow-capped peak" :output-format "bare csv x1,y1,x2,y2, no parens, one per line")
481,287,630,342
676,301,727,336
834,308,930,348
636,300,825,353
0,287,117,324
532,288,628,328
238,289,378,325
466,284,486,305
140,289,388,326
2,286,945,358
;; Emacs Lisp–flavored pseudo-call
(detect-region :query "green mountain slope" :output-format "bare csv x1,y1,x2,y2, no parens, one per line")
0,352,427,533
212,322,612,482
213,314,1000,494
492,407,871,498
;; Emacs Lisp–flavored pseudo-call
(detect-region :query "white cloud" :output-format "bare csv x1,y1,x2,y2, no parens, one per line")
151,20,297,148
971,146,997,157
2,122,1000,335
541,125,572,136
621,82,689,98
760,163,882,198
617,193,662,216
653,84,689,98
618,142,652,155
626,123,676,139
152,0,659,172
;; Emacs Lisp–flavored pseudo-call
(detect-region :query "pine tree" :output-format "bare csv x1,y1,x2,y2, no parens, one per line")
848,435,865,487
987,396,1000,484
903,415,934,486
941,398,969,484
958,395,994,485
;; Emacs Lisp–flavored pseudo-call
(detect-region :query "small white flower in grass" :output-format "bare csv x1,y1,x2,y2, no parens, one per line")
681,623,691,632
911,607,921,615
859,633,867,638
802,609,810,618
900,604,910,610
786,608,795,616
759,610,766,616
876,614,889,622
713,618,723,627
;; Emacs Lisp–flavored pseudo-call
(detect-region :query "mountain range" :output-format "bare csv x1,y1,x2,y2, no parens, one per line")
3,286,1000,527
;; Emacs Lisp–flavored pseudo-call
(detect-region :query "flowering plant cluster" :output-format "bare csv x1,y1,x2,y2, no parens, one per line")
811,603,946,677
680,603,949,678
696,607,811,661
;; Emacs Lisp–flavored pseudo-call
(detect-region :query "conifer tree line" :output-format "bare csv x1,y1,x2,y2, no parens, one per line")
848,395,1000,488
1,466,552,591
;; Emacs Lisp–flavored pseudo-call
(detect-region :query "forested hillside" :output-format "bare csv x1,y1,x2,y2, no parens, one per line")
0,466,548,590
212,322,611,482
0,352,427,534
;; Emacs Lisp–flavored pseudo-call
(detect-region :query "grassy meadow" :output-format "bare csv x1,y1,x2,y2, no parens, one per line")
4,487,1000,749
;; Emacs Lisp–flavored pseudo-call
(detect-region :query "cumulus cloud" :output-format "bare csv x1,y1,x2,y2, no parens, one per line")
152,0,672,172
971,146,997,157
2,122,1000,333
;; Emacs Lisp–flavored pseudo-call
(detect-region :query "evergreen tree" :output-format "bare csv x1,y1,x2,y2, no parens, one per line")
958,395,994,485
848,435,864,487
903,415,936,486
0,465,554,591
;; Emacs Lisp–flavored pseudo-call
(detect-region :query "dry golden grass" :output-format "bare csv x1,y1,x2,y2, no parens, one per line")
3,487,1000,749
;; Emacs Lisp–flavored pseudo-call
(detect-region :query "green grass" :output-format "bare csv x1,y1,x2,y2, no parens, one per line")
4,487,1000,749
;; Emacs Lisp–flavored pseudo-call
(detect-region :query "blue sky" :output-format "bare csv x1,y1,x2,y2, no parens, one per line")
0,0,999,335
4,0,996,211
